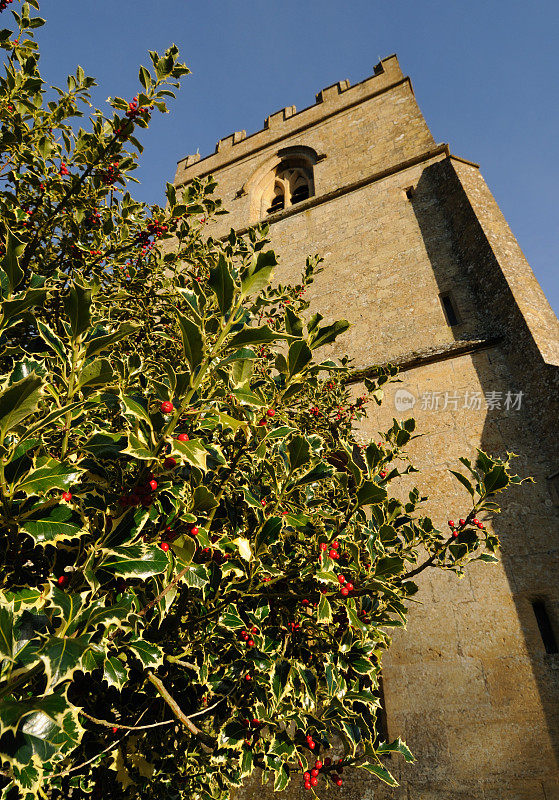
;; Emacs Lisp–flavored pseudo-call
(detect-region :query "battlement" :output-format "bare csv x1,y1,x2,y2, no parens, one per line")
174,54,406,184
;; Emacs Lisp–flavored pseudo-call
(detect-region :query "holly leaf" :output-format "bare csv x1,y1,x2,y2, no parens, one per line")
176,308,204,370
0,604,14,660
0,372,44,442
100,545,168,579
103,656,128,689
209,254,235,313
21,505,82,546
226,324,296,350
17,459,82,495
358,761,399,786
38,635,91,687
171,438,208,471
376,737,415,762
0,694,67,736
125,636,164,669
357,481,388,506
84,322,138,359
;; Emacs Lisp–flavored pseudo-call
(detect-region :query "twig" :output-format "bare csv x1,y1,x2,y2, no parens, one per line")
79,710,174,731
147,671,216,751
47,708,149,780
138,565,190,618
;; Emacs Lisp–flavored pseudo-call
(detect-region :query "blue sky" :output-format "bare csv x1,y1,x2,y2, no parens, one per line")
32,0,558,314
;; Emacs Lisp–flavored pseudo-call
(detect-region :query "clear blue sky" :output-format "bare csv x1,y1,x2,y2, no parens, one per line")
33,0,559,314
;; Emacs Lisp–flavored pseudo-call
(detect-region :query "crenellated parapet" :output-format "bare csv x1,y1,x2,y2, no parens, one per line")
173,54,406,185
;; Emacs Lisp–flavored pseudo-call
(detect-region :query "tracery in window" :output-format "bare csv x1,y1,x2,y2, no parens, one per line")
260,158,314,217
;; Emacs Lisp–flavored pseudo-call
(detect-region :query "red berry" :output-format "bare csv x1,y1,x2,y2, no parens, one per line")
448,520,455,528
338,575,346,584
161,400,174,413
310,777,318,786
320,542,328,551
309,742,315,749
266,408,275,417
190,526,199,536
452,531,459,538
245,674,251,680
345,582,354,592
160,542,170,552
163,457,177,469
472,518,479,525
315,760,323,769
311,769,319,777
340,587,349,597
303,773,310,781
247,639,255,647
258,418,267,426
251,626,258,633
459,519,466,526
379,470,387,478
57,575,69,588
328,549,336,559
149,479,158,491
331,541,339,549
61,491,72,502
304,783,311,791
177,433,189,442
334,778,343,787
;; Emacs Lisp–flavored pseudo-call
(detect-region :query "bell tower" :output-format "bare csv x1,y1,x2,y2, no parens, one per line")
173,55,559,799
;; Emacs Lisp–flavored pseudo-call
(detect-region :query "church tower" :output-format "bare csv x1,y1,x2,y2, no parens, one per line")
173,56,559,800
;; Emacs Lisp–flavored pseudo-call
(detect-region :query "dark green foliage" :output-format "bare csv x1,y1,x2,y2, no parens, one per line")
0,4,527,799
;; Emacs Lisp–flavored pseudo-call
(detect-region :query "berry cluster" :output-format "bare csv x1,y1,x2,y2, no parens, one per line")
319,539,341,560
119,477,157,508
448,517,485,538
337,574,354,597
59,162,69,177
85,210,101,228
239,627,258,647
0,0,14,12
303,756,344,790
101,161,120,186
125,96,150,120
257,408,275,426
242,717,262,747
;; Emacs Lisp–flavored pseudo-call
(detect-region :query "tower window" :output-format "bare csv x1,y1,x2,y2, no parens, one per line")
261,158,314,217
547,471,559,506
291,183,310,204
531,600,558,654
439,292,460,327
267,189,285,214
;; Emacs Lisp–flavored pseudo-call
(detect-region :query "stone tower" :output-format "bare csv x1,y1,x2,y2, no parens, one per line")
173,56,559,800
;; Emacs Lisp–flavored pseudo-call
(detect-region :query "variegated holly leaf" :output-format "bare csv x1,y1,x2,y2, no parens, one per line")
125,636,164,669
98,544,168,579
38,635,91,687
0,694,67,736
21,504,83,546
103,656,128,689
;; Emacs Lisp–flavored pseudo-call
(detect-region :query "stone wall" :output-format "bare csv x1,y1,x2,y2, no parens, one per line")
173,55,559,799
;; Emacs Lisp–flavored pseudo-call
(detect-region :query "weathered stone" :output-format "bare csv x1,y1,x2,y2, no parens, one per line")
173,54,559,800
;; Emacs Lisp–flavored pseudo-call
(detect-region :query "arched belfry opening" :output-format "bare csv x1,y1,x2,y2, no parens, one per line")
243,146,319,222
262,159,313,216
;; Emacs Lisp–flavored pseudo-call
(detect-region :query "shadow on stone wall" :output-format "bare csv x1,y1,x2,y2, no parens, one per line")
407,160,559,790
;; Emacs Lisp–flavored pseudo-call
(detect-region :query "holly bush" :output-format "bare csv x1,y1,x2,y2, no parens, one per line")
0,3,527,799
